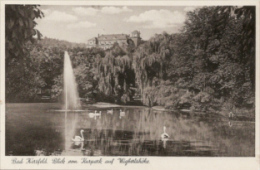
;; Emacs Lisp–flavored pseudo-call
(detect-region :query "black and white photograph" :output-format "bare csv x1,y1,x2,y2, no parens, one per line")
0,1,259,169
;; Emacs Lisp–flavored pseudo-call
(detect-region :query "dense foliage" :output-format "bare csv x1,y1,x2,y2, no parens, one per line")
94,44,136,103
6,6,255,117
5,5,43,102
134,6,255,116
6,37,103,102
6,5,43,59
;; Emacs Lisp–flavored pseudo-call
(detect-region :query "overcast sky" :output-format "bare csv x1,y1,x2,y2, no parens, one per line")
36,6,198,43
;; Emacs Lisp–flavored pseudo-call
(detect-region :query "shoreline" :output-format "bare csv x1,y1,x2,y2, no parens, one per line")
5,102,255,121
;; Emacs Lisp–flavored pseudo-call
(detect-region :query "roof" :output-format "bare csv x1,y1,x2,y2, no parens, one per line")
97,34,129,41
132,30,140,34
88,37,97,41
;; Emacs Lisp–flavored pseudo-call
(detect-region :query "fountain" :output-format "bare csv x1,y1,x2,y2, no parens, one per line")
64,51,80,110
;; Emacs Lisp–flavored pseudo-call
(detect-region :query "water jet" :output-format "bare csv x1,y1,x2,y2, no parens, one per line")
64,51,80,110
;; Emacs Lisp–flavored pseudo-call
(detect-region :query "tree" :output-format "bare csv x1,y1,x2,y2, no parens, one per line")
133,33,172,106
167,6,255,111
6,5,43,60
94,44,135,103
5,5,44,102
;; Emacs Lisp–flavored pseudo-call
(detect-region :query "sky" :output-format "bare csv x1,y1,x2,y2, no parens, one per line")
36,6,198,43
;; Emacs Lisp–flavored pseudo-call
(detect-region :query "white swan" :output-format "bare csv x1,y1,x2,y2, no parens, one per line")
161,126,169,140
229,112,234,118
89,111,101,120
119,109,125,119
107,109,113,115
88,110,97,117
72,129,84,143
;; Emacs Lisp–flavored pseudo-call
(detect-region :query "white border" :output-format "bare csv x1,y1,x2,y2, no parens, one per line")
0,1,259,170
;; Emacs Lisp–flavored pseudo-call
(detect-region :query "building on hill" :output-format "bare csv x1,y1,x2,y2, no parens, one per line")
130,30,141,48
87,30,141,50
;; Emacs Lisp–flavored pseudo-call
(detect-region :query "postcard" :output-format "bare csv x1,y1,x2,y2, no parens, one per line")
0,0,259,169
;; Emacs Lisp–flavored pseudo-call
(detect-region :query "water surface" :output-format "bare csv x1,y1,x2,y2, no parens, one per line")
6,103,255,156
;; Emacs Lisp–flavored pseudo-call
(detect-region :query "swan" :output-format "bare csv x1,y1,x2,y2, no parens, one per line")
107,109,113,115
88,110,97,117
72,129,84,143
161,126,169,140
161,126,169,149
119,109,125,119
89,111,101,120
229,112,234,118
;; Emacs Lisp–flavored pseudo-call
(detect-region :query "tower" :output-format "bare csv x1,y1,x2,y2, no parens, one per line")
130,30,141,47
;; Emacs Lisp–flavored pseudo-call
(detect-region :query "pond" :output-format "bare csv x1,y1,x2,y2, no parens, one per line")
5,103,255,156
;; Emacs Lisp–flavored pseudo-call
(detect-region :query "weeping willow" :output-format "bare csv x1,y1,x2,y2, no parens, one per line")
94,34,173,105
132,33,172,106
94,46,135,103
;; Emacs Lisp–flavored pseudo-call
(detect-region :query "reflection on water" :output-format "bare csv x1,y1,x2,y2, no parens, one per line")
6,103,255,156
